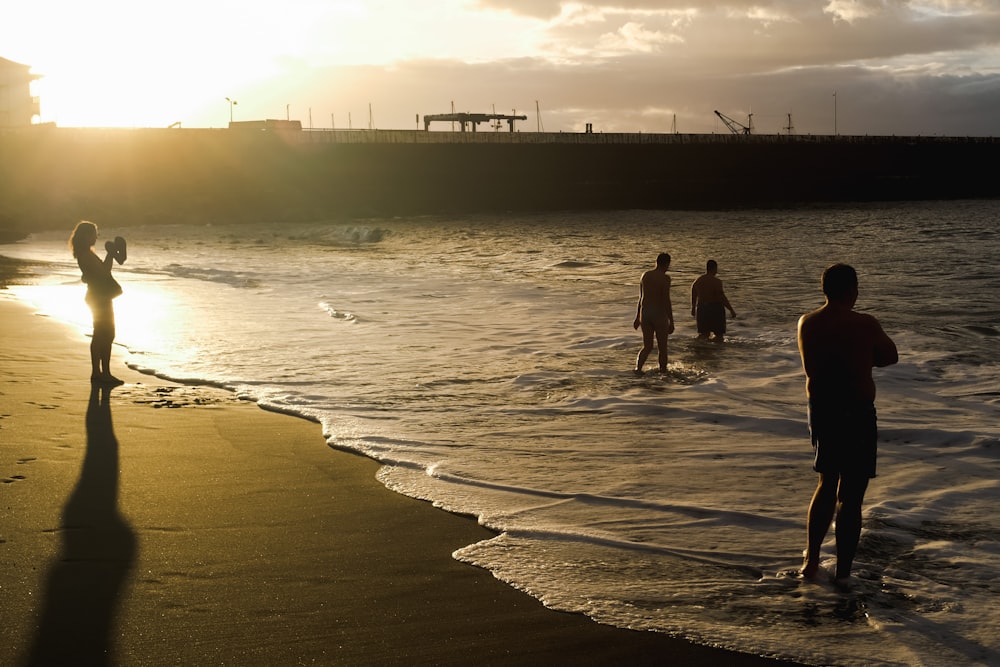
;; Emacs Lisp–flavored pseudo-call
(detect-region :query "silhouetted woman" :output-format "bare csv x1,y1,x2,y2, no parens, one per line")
69,221,124,384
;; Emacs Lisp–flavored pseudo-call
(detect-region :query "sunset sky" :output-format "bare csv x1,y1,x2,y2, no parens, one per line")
4,0,999,135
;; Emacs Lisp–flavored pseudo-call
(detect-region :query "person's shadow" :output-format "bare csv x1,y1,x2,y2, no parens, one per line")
26,384,137,666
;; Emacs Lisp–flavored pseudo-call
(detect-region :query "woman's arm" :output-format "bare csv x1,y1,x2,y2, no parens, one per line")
103,241,116,269
78,249,112,284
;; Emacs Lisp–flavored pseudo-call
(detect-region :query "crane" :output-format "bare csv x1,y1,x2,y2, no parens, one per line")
714,110,753,135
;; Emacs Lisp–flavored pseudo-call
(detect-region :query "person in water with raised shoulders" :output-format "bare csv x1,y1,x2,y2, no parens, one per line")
797,263,897,584
633,252,674,374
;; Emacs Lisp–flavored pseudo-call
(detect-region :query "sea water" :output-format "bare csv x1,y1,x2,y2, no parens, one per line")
4,201,999,666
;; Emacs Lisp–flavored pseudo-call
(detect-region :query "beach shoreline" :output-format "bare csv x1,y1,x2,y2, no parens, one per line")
0,249,800,665
6,197,1000,665
0,287,799,665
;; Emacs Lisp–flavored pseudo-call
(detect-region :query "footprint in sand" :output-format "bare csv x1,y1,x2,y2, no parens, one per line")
130,386,230,409
2,460,33,483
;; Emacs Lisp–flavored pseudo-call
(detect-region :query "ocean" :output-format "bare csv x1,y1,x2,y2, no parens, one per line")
3,201,999,666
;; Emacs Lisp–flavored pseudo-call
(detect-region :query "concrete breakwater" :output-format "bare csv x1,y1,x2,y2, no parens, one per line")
1,126,997,239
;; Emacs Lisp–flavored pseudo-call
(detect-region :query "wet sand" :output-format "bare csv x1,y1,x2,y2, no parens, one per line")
0,285,799,665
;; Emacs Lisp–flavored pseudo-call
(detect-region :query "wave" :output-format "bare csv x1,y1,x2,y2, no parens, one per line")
319,301,358,322
157,264,262,289
10,203,1000,667
272,223,387,246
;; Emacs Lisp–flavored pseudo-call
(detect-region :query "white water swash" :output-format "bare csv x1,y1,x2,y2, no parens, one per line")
4,201,999,666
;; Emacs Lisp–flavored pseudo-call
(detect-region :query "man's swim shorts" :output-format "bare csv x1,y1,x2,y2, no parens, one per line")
807,399,878,478
696,302,727,336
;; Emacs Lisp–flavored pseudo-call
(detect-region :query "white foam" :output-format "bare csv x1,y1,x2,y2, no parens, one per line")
5,202,1000,666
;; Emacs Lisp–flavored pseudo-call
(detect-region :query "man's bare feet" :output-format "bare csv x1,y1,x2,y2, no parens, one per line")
800,557,821,579
833,576,854,591
92,374,124,386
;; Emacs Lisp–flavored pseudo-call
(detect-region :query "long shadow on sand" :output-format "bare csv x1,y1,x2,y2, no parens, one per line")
26,384,137,666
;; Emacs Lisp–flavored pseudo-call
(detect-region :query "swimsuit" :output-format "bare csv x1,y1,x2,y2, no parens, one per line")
696,302,727,335
807,399,878,478
79,254,121,326
641,307,669,324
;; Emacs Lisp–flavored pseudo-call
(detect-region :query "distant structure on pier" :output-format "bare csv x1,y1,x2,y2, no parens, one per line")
228,119,303,131
423,112,527,132
714,110,753,135
0,57,40,127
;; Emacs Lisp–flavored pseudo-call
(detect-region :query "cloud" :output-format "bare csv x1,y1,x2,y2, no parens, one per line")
823,0,883,23
594,21,684,55
230,52,999,136
5,0,998,134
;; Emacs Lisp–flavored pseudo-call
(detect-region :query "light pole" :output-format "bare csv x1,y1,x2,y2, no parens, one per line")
226,97,238,124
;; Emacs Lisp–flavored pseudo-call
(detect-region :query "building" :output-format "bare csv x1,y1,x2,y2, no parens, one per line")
0,57,41,127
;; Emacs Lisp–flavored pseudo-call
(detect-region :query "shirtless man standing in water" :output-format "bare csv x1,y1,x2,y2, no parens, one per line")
633,252,674,374
798,264,897,583
690,259,736,342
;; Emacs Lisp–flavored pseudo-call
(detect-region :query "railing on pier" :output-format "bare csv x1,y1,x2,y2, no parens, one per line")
3,125,998,147
294,129,1000,147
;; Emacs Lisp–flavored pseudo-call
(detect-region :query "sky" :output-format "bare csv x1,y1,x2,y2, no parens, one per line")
3,0,999,136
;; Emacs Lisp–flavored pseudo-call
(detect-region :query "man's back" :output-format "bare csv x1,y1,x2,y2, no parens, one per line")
640,269,671,312
692,273,726,304
798,305,897,403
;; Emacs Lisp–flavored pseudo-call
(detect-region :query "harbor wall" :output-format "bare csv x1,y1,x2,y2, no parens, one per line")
1,126,997,239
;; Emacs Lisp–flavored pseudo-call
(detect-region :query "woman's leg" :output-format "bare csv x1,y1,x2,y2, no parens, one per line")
89,333,102,379
90,301,119,382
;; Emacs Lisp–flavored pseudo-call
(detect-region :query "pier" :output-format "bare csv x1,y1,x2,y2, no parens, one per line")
1,125,998,240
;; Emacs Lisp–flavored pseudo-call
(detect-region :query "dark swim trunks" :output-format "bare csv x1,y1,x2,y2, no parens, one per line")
808,399,878,478
641,307,669,324
696,302,726,335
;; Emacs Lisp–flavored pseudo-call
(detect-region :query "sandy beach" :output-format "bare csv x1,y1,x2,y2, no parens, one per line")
0,278,796,665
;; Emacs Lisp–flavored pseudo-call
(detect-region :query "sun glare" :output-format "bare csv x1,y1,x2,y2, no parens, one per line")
9,282,178,361
9,0,546,128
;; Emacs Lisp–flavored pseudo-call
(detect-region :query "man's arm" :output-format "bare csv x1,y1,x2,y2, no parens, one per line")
720,282,736,317
797,314,812,376
634,281,644,330
796,312,827,382
871,317,898,367
664,276,675,333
